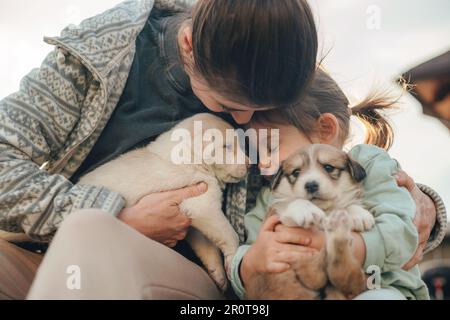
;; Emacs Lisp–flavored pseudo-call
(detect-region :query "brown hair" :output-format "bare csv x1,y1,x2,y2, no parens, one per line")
186,0,318,108
255,69,397,150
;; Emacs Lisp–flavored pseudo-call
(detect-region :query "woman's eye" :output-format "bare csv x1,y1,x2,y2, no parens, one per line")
270,145,279,153
323,164,335,173
291,169,301,177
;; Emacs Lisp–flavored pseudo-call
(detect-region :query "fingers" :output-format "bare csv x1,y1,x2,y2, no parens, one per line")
395,170,416,192
164,240,178,248
174,229,189,241
275,229,311,246
166,182,208,204
266,261,290,273
261,215,280,232
278,243,317,255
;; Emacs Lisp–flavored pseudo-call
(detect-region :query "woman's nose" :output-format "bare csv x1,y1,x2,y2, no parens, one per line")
231,111,254,125
258,158,271,170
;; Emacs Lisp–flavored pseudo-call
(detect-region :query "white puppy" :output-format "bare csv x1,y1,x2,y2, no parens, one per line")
79,113,248,291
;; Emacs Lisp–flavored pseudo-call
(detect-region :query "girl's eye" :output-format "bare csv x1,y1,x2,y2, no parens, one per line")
291,169,301,177
323,164,335,173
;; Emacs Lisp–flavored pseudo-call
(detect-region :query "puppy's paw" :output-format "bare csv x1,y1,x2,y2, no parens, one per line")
279,199,326,228
347,206,375,232
209,265,228,292
325,210,351,233
325,211,353,251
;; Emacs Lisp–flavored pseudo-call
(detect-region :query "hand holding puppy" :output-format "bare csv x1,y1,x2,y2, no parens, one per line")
118,182,208,247
240,215,317,288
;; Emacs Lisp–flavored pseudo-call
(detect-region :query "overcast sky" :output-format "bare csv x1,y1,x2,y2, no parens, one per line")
0,0,449,214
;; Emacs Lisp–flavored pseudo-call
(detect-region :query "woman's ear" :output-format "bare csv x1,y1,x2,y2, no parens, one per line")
317,113,340,145
179,23,193,62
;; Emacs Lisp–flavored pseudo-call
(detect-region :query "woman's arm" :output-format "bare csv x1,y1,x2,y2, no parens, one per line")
396,171,447,269
0,49,128,241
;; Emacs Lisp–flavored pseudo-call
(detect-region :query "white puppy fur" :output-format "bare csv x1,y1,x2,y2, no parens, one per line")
79,113,248,291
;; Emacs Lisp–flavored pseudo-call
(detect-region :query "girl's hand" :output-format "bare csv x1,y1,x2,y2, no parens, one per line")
240,215,316,288
274,223,366,268
396,170,436,270
118,182,208,247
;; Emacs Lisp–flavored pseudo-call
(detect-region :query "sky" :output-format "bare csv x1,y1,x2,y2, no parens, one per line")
0,0,449,217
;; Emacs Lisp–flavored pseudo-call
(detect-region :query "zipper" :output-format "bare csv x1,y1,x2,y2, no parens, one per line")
43,22,140,174
43,37,107,174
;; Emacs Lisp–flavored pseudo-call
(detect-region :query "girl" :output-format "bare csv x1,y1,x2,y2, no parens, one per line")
229,69,438,300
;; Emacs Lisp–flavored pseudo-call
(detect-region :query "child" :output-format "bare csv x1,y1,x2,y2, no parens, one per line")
230,69,429,300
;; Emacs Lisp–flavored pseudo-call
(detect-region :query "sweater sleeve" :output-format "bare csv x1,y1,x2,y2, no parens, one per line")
0,48,125,242
229,187,271,299
350,145,419,272
416,183,447,253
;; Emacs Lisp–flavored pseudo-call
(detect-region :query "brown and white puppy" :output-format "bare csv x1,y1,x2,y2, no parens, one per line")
79,113,248,291
246,144,375,300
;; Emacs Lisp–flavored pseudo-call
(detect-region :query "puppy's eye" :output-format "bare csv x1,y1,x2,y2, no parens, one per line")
291,169,301,177
323,164,335,173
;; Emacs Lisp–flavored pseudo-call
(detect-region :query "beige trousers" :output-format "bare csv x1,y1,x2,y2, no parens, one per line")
22,209,223,300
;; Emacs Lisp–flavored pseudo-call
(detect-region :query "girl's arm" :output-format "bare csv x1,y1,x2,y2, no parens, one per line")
350,145,419,272
229,188,314,299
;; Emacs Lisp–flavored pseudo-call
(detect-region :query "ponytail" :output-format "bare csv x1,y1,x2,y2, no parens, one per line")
351,93,398,150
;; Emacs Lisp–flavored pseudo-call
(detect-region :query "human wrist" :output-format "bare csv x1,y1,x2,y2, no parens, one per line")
118,206,136,227
240,253,255,289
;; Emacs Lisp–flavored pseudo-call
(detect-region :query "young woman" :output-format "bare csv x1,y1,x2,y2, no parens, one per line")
0,0,442,300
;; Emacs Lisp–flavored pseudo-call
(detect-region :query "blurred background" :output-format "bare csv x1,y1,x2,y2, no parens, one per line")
0,0,449,298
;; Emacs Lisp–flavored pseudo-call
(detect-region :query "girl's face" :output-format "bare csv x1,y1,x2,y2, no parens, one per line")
250,120,319,175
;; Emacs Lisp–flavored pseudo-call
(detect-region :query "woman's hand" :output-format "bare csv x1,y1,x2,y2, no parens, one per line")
118,182,208,247
396,170,436,270
240,215,316,288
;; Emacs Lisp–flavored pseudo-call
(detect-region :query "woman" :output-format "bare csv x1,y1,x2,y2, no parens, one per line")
0,0,445,300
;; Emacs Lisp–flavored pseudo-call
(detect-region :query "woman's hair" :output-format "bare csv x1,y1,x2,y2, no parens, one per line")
255,69,397,150
186,0,318,108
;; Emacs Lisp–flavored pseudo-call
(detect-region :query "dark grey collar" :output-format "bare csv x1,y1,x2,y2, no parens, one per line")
160,12,192,94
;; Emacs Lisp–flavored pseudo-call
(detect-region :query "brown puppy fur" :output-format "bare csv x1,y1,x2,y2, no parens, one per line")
246,144,374,300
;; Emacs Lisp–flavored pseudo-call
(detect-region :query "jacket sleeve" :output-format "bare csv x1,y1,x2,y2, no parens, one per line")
0,48,125,242
350,145,419,272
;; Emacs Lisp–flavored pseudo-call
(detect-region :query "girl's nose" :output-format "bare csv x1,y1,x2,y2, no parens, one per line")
231,111,254,125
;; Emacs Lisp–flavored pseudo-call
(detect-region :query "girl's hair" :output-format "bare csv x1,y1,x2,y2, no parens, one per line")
187,0,318,108
255,69,397,150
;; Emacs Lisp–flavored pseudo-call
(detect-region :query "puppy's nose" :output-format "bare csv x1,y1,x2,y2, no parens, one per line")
305,181,319,194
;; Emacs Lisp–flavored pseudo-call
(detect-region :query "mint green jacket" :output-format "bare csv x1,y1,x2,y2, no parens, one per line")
230,144,430,300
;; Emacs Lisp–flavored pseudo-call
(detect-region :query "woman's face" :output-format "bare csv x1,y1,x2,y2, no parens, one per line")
189,73,265,125
179,24,271,124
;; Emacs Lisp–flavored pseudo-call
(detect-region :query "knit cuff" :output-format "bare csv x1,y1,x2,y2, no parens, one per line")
417,183,447,253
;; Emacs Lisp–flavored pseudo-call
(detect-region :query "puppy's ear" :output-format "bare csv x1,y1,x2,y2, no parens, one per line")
270,165,285,191
347,156,366,182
